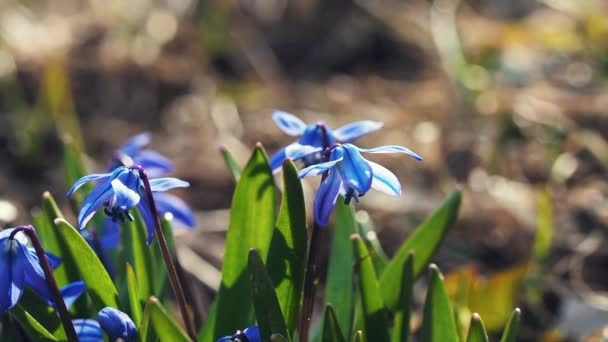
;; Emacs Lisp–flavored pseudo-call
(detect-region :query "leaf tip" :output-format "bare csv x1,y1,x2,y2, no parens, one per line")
349,234,361,241
472,312,481,321
514,307,521,316
146,296,159,305
42,191,52,199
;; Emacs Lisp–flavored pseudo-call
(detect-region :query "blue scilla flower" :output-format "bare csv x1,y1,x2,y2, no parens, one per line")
269,110,383,173
217,326,260,342
298,143,422,226
67,166,189,244
109,132,174,178
98,307,138,342
73,319,104,342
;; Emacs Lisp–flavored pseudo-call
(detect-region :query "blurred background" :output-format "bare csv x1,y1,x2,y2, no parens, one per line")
0,0,607,340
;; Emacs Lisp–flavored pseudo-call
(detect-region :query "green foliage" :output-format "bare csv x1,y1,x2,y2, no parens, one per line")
141,297,190,342
322,305,346,342
10,305,58,342
500,309,521,342
122,210,156,302
126,264,143,326
466,314,489,342
391,254,414,342
220,146,242,181
421,265,459,342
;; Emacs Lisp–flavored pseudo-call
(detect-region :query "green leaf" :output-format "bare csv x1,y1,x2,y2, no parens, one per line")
356,211,389,274
466,314,489,342
16,288,65,339
126,263,143,326
267,159,307,335
220,145,242,181
352,234,390,342
62,140,90,211
51,218,119,311
249,249,289,342
151,214,177,298
353,331,363,342
322,305,346,342
141,297,191,342
392,253,414,342
122,210,155,302
271,334,290,342
324,200,356,338
499,309,521,342
420,265,459,342
533,187,553,261
10,305,58,342
380,191,461,310
37,193,68,284
198,146,277,341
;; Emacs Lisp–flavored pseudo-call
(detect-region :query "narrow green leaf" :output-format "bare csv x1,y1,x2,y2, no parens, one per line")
271,334,289,342
199,146,277,341
151,214,177,298
324,200,356,338
126,263,143,326
142,297,191,342
37,193,66,283
62,140,90,211
52,218,119,310
322,305,346,342
420,265,459,342
10,305,58,342
352,234,390,342
353,331,363,342
356,211,389,274
392,253,414,342
380,191,461,310
249,249,289,342
267,159,307,335
466,314,489,342
220,145,242,181
499,308,521,342
122,210,155,302
16,288,65,339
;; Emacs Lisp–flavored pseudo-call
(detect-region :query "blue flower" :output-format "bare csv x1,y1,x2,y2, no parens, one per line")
98,307,137,342
298,143,422,226
67,166,189,244
269,110,383,173
109,132,174,178
216,326,260,342
0,228,62,313
73,319,104,342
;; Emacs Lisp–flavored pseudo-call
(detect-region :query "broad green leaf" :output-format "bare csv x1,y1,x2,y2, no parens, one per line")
126,263,143,326
141,297,190,342
466,314,489,342
122,210,155,302
267,160,307,334
324,200,356,338
420,265,459,342
392,254,414,342
322,305,346,342
198,146,277,341
52,218,119,310
499,309,521,342
62,140,90,211
380,191,461,310
10,305,58,342
352,234,390,342
249,249,289,342
220,145,242,181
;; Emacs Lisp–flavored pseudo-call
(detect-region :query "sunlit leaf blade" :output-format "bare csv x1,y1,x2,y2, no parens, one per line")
324,199,356,338
392,253,414,342
16,288,65,339
271,334,290,342
380,191,462,310
420,265,459,342
356,211,389,274
220,145,242,181
466,314,489,342
198,146,277,341
322,305,346,342
62,140,90,211
353,331,363,342
142,297,190,342
352,234,390,342
267,159,307,335
122,210,155,303
126,263,143,326
52,218,119,310
534,187,553,261
37,193,68,284
151,214,176,298
249,249,289,342
10,305,58,342
499,308,521,342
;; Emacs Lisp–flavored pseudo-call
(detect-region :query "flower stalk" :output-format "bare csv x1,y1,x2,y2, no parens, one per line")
10,226,78,342
131,166,197,340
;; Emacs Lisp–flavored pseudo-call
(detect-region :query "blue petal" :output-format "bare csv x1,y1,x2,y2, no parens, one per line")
313,169,343,227
272,110,307,136
98,307,137,342
67,172,113,198
73,319,104,342
137,201,156,245
100,220,121,250
0,239,27,312
149,178,190,192
367,160,401,196
285,143,324,161
44,252,62,270
298,125,332,147
216,337,232,342
154,193,195,229
78,180,114,229
119,132,151,156
298,158,342,178
59,281,86,310
243,326,261,342
333,120,383,142
356,144,423,161
269,147,287,174
340,144,373,194
110,179,141,211
23,246,51,302
132,150,175,177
